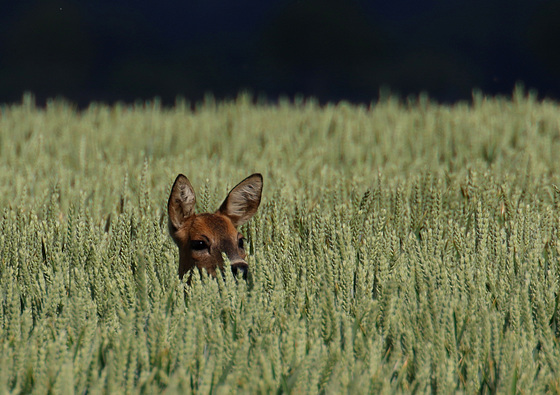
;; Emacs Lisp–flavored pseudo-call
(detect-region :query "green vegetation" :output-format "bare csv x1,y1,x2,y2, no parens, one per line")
1,89,560,393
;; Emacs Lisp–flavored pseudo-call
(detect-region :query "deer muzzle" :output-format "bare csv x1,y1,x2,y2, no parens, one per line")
230,261,249,280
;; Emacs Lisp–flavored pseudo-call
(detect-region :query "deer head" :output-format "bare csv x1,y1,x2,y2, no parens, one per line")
167,173,263,281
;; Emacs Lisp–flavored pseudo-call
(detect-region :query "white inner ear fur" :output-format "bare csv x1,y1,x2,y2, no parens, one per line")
227,183,260,216
178,183,195,207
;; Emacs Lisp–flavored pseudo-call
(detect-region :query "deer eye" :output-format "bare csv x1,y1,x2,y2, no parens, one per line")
190,240,208,251
238,237,245,249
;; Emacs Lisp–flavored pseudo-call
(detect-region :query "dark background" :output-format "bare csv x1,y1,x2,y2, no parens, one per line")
1,0,559,106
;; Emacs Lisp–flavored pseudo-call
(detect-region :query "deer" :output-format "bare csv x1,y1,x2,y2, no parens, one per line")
167,173,263,281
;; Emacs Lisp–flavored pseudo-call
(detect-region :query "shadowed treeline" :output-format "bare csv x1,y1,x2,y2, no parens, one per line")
1,0,559,106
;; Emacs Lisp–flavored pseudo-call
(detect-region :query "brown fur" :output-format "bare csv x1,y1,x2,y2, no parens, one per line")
168,173,263,280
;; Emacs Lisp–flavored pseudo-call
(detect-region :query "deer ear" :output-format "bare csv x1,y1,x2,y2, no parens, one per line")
168,174,196,233
218,174,263,227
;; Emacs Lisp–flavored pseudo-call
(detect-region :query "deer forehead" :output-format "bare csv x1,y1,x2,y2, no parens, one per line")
187,213,239,241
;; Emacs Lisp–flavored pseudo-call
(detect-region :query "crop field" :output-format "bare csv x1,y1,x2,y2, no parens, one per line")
1,89,560,394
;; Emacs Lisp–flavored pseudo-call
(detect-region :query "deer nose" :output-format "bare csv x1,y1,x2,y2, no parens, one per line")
231,261,249,280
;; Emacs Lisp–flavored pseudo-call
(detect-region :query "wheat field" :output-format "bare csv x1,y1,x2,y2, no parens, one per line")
1,89,560,393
